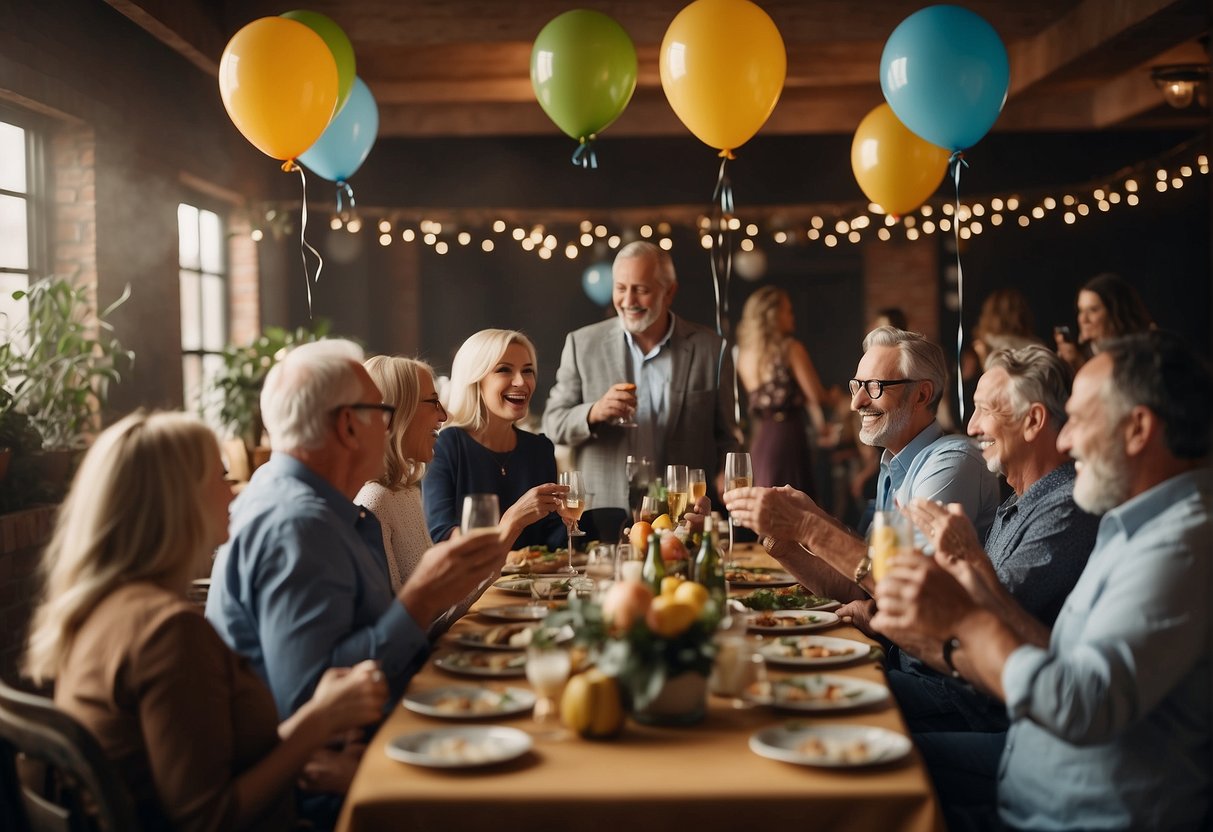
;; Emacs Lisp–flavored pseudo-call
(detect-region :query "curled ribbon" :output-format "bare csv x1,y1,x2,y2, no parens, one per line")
571,135,599,170
949,151,969,424
283,161,324,319
708,155,738,423
336,179,357,218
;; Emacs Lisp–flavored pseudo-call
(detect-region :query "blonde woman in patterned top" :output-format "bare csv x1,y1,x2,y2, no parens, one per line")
356,356,447,591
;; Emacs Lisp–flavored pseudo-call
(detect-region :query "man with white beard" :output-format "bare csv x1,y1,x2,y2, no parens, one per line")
872,331,1212,831
544,241,739,511
723,326,1001,604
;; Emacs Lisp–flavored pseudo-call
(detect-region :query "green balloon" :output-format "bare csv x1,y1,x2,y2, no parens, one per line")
282,10,356,114
530,10,638,141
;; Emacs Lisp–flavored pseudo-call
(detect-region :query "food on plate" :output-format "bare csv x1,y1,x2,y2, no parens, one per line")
750,611,821,628
736,585,834,611
505,546,570,574
772,677,862,703
768,636,856,659
725,568,789,584
443,652,527,672
433,689,519,715
424,735,508,764
462,623,535,648
796,735,871,764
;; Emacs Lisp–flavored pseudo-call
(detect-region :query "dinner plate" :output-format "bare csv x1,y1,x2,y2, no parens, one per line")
743,673,890,712
724,567,798,588
732,587,841,613
758,634,871,667
386,726,533,768
749,723,912,768
434,651,528,677
449,624,537,651
478,604,554,622
746,609,840,634
402,686,536,719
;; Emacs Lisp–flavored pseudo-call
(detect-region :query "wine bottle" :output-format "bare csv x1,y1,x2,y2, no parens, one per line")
643,529,666,595
694,525,726,608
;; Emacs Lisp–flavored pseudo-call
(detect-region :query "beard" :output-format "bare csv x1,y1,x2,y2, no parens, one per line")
616,305,661,334
985,452,1006,476
858,400,913,448
1072,439,1131,515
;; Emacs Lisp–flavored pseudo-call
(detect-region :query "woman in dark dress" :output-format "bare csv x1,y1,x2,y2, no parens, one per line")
736,287,831,497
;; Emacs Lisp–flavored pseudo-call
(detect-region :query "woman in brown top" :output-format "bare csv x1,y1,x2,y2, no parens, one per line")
24,412,388,831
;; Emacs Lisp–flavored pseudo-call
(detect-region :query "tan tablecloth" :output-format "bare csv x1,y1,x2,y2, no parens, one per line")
337,547,943,832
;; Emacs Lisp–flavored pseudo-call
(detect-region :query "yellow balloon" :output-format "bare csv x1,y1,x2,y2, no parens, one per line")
851,103,950,217
660,0,786,154
219,17,339,161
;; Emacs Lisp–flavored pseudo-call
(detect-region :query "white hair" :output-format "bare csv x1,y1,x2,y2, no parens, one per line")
614,240,676,289
261,339,366,452
862,326,948,412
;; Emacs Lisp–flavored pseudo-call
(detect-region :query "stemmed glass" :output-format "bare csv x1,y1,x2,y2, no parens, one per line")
723,452,753,555
690,468,708,506
559,471,586,537
526,642,571,739
665,465,689,525
626,455,653,522
440,494,501,621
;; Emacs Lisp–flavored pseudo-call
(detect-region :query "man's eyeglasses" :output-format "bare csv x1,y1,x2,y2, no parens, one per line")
335,402,396,428
848,378,922,399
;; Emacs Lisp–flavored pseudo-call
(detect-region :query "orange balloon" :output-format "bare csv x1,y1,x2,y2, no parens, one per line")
851,103,950,217
219,17,338,161
659,0,786,154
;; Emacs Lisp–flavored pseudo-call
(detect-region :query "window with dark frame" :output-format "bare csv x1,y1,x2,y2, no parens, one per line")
178,202,228,426
0,109,48,345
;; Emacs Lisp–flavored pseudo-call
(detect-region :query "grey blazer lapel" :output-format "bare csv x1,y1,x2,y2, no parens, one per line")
664,317,692,440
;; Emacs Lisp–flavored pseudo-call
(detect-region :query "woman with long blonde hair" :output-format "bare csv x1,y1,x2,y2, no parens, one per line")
736,286,830,496
25,411,386,831
423,329,567,548
356,355,447,591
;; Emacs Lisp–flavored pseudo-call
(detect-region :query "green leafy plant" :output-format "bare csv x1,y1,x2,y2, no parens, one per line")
205,319,331,446
5,279,133,451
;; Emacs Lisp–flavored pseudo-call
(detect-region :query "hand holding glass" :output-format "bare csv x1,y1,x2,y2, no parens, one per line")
665,465,689,524
868,510,913,583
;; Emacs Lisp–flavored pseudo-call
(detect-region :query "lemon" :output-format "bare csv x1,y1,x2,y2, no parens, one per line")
672,580,709,614
651,513,675,531
660,576,685,597
646,596,698,638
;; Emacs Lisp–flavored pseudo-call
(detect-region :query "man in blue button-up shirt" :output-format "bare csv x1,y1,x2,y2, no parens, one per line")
872,331,1211,831
206,340,508,720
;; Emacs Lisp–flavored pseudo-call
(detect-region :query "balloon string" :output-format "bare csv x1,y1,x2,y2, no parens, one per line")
336,180,357,217
709,155,738,423
949,151,968,425
571,136,599,170
289,162,324,319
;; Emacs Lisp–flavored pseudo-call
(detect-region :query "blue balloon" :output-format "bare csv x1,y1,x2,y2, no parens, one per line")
299,77,379,182
581,261,613,306
880,5,1009,152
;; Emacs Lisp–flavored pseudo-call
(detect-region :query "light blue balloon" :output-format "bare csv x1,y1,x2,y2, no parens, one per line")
880,5,1009,152
299,76,379,182
581,261,613,306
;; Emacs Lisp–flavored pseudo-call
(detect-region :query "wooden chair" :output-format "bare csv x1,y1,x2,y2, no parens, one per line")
0,677,139,832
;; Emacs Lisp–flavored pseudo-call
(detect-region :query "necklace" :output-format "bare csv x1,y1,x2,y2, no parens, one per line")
488,448,513,477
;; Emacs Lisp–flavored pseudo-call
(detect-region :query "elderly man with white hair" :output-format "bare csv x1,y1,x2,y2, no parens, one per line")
207,339,508,719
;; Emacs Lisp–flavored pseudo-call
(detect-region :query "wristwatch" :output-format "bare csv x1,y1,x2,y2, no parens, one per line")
853,555,872,586
942,636,963,679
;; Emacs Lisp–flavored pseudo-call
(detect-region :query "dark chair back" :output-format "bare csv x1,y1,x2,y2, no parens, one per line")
578,507,629,548
0,677,139,832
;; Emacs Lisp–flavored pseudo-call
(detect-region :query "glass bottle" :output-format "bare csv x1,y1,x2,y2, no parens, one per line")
642,529,666,595
694,523,726,609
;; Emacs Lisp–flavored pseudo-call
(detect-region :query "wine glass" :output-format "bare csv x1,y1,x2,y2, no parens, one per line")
637,496,659,524
626,455,653,521
585,543,616,595
690,468,708,506
526,643,571,739
723,452,753,531
558,471,587,538
611,382,638,428
440,494,501,622
665,465,689,525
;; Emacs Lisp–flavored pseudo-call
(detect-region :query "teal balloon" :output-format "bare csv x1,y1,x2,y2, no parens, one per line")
880,5,1009,152
282,9,356,114
299,77,378,182
531,10,638,140
582,261,613,306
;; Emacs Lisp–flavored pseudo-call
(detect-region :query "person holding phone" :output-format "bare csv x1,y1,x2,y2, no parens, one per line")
1054,273,1153,371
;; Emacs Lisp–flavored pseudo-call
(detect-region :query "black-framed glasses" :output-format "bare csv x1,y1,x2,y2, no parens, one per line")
421,396,447,417
335,402,396,427
848,378,922,399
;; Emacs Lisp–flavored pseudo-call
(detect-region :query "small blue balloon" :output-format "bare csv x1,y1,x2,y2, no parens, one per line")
299,77,379,182
880,5,1009,152
581,261,613,306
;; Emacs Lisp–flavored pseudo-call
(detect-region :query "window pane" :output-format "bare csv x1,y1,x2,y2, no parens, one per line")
199,209,223,273
177,203,199,269
200,353,225,429
200,273,225,351
179,270,200,350
0,122,26,192
182,353,202,413
0,272,29,350
0,193,29,270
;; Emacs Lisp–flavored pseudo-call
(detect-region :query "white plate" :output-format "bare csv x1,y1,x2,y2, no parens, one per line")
450,624,537,651
386,726,533,768
746,610,841,634
725,568,798,588
434,651,528,677
749,723,912,768
759,635,871,667
403,686,536,719
478,604,554,622
744,673,890,712
493,576,585,597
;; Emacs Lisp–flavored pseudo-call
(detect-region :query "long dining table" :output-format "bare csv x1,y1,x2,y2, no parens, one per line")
336,546,943,832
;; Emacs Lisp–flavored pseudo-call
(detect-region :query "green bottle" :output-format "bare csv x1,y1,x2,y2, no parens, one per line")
694,524,726,608
643,530,666,595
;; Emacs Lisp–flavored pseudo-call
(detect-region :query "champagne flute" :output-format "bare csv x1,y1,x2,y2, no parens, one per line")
637,496,659,524
440,494,501,622
558,471,587,537
724,452,753,531
690,468,708,504
526,643,571,739
665,464,689,524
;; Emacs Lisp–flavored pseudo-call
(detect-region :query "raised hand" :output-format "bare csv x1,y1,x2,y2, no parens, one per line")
588,382,638,425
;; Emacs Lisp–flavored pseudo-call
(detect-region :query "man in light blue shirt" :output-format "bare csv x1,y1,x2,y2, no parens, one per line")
724,326,1001,604
872,331,1211,831
207,339,508,718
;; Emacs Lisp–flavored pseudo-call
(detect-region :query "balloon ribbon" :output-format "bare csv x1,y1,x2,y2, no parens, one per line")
708,155,740,424
283,160,324,319
336,179,357,217
949,151,969,424
571,136,599,170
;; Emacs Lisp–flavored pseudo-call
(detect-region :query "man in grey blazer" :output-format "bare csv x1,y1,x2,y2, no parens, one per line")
542,241,740,512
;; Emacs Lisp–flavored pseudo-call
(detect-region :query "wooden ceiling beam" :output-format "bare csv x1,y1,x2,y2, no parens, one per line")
103,0,225,75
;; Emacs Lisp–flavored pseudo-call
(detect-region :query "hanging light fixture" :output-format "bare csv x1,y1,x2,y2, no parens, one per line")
1150,64,1209,108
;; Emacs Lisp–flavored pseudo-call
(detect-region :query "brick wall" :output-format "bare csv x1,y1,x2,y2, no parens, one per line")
49,125,97,292
862,236,940,341
0,506,56,691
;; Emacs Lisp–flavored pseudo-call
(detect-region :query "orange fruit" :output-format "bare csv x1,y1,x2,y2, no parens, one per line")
646,596,698,638
629,521,653,552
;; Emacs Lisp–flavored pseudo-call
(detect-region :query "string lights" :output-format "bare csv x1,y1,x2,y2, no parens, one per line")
252,141,1208,263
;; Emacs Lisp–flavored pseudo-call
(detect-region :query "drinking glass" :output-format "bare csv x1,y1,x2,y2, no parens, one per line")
710,636,767,709
614,543,634,580
868,510,913,584
611,382,638,428
665,464,689,524
626,455,654,521
585,543,616,583
690,468,708,504
530,575,568,606
526,643,571,739
723,452,753,530
461,493,500,536
637,496,659,524
558,471,587,538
